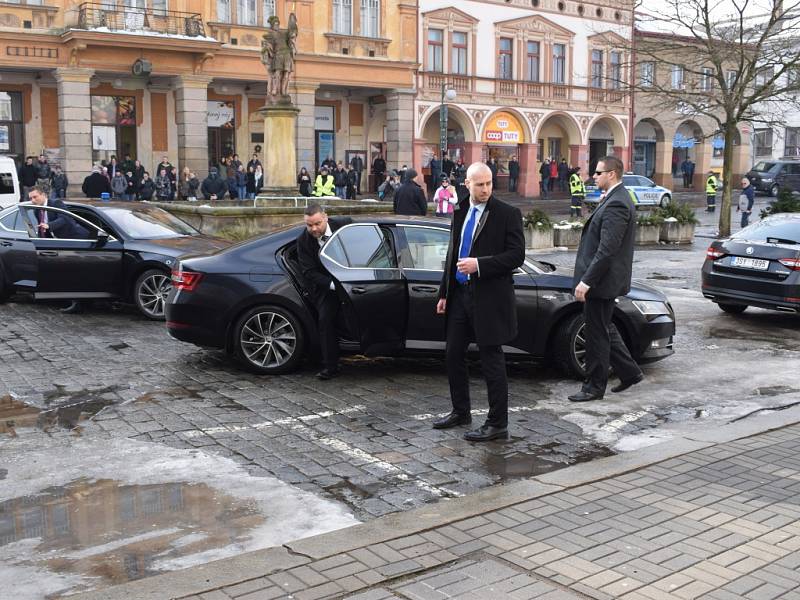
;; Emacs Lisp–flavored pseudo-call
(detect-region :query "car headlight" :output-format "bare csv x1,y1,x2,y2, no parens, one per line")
761,178,773,183
632,300,670,315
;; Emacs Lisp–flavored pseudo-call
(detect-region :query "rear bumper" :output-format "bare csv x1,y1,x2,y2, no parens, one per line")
701,284,800,313
165,301,227,348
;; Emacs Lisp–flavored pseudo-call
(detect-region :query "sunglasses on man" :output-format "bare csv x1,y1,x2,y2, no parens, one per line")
593,169,612,176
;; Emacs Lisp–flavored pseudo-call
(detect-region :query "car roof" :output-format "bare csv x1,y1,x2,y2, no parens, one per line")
64,200,153,211
764,212,800,221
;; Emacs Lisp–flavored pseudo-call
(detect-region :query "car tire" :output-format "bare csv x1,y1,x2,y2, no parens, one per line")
134,268,171,320
718,303,747,314
233,305,305,375
552,313,587,380
770,184,779,197
660,194,671,208
0,270,10,303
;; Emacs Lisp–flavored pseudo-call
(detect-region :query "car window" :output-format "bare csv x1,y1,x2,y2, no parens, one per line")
403,226,449,271
100,206,198,239
0,209,24,232
622,176,638,187
325,224,396,269
753,161,776,172
22,207,99,240
731,219,800,243
788,164,800,175
639,176,655,187
0,172,14,195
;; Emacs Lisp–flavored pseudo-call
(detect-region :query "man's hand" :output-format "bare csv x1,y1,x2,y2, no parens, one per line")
456,257,478,275
436,299,446,314
574,281,590,302
38,223,49,231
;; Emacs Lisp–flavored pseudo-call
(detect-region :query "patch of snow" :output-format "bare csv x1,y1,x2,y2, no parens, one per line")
613,431,675,452
62,528,183,560
0,540,88,600
74,26,217,42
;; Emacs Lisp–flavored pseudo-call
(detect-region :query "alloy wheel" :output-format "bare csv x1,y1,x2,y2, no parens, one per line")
239,311,297,369
138,273,171,318
572,322,587,371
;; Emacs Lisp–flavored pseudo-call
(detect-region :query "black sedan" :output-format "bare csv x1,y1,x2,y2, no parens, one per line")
702,213,800,314
0,201,230,319
166,217,675,379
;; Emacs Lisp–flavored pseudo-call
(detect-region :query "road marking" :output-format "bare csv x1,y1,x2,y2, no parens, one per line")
600,411,649,433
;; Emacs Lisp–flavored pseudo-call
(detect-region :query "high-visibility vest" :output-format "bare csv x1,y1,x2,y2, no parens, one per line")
627,187,638,204
313,174,335,197
569,173,585,197
706,175,717,194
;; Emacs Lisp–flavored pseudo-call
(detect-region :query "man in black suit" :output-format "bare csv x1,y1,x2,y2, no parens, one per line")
296,204,352,380
570,156,643,402
434,162,525,442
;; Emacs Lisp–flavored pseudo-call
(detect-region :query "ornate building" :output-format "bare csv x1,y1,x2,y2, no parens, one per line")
0,0,417,191
415,0,634,196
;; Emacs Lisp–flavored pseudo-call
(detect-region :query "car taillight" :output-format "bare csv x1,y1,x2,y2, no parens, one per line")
706,246,726,260
171,268,203,291
778,258,800,270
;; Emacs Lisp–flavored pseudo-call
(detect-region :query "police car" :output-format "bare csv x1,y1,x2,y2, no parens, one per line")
585,174,672,209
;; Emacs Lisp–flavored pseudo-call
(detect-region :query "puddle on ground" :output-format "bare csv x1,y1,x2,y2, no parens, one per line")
755,385,800,397
0,478,264,598
706,326,799,351
0,393,112,435
483,444,614,480
646,272,681,280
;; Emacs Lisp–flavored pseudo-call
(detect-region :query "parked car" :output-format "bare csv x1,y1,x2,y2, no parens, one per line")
0,155,20,209
746,159,800,197
702,213,800,314
166,217,676,378
0,201,230,319
584,175,671,208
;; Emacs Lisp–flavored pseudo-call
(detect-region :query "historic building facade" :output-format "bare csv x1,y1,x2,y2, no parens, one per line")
0,0,417,191
415,0,634,196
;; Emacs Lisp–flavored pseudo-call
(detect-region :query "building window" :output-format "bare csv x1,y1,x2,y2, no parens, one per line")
262,0,275,25
237,0,256,25
333,0,352,35
671,65,684,89
640,62,654,87
91,95,138,165
755,67,773,88
754,129,773,157
0,91,25,165
498,37,513,80
452,31,468,75
591,49,603,88
726,70,737,89
217,0,231,22
785,127,800,157
360,0,379,38
552,43,566,84
610,51,622,89
700,67,713,91
152,0,167,16
427,28,443,72
526,41,540,82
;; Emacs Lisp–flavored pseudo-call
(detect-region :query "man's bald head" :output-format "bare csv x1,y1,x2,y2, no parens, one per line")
466,162,492,180
465,161,493,204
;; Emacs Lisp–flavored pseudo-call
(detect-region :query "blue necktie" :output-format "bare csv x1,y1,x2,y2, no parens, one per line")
456,206,477,284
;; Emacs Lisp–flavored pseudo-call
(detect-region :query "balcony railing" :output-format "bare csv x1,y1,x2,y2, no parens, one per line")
422,73,601,104
76,2,205,37
427,73,472,94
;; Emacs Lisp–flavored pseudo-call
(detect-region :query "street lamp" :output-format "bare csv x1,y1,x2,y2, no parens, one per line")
440,83,457,160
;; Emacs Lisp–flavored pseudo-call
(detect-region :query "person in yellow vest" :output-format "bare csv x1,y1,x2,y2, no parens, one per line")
568,167,586,218
313,166,335,197
705,171,718,212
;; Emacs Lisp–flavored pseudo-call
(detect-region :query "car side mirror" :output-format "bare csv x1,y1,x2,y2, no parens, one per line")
650,181,656,187
95,229,109,246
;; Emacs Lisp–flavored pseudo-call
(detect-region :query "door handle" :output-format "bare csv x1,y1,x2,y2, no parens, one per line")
39,251,59,256
411,285,438,293
351,286,367,294
0,241,12,247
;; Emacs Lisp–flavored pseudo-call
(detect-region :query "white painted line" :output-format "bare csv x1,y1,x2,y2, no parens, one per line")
600,411,649,433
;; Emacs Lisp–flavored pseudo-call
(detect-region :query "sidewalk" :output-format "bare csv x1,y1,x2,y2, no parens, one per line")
75,406,800,600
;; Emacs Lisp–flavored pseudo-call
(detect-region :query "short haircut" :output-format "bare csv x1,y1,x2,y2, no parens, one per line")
598,156,623,178
304,203,325,217
29,185,46,196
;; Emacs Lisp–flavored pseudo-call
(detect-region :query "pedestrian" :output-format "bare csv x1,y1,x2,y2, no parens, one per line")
155,168,172,202
378,172,399,202
226,168,238,200
453,159,467,199
569,167,586,218
18,156,38,200
398,164,408,184
333,161,348,198
313,166,335,197
322,155,337,171
124,171,137,201
121,153,135,175
433,162,525,442
102,166,109,182
111,170,127,200
345,164,357,200
350,153,364,195
138,172,155,201
179,167,199,201
296,204,352,380
737,177,755,228
681,158,691,188
107,155,121,179
508,156,519,193
131,160,145,198
155,155,173,180
169,166,178,201
50,165,69,199
686,160,696,189
252,165,264,198
441,153,455,180
236,164,247,201
201,167,227,201
558,158,569,192
569,156,643,403
393,168,427,215
372,154,386,192
705,170,718,212
429,153,441,194
247,153,262,173
297,167,313,197
35,154,52,197
539,159,550,199
229,153,242,173
433,175,456,217
487,158,498,190
82,165,112,198
549,158,558,192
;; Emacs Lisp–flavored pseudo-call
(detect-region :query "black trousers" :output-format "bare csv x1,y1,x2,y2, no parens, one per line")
315,289,340,370
583,298,642,395
445,285,509,427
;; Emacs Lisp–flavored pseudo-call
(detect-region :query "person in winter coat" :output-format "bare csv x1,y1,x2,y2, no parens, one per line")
19,156,38,200
50,166,69,199
155,168,172,202
131,160,145,197
313,166,335,197
539,159,550,199
549,159,558,191
378,173,400,202
557,158,569,192
107,155,122,179
138,172,155,200
393,169,427,216
178,168,199,201
202,167,227,201
82,166,112,198
168,166,178,201
251,165,264,198
235,165,247,201
487,158,498,190
433,175,457,217
508,157,520,193
737,177,755,228
124,171,137,201
155,156,173,181
297,167,312,197
226,169,238,200
111,171,127,199
36,154,53,197
345,164,357,199
333,162,348,198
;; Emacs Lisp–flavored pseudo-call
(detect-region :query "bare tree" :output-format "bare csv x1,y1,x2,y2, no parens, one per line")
631,0,800,236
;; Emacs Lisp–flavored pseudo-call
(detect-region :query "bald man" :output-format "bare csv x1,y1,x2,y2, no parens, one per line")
434,162,525,442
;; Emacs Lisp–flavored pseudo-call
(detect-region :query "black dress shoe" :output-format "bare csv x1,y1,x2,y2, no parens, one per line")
60,301,84,314
568,390,604,402
432,412,472,429
611,373,644,393
464,424,508,442
315,367,339,380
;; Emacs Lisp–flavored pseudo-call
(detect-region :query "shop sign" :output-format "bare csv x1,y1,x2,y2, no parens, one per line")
315,106,334,130
673,133,696,148
482,112,524,144
207,101,235,128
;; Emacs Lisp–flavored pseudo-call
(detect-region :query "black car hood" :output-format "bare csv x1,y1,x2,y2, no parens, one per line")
131,235,231,255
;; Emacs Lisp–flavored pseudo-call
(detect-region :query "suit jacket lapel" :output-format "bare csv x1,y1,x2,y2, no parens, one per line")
472,196,493,244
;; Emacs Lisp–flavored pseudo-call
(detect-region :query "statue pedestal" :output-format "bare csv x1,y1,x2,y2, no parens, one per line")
259,102,300,195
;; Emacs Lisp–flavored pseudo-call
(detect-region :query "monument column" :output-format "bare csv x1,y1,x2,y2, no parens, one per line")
55,67,94,195
174,74,212,179
386,90,414,169
291,82,319,172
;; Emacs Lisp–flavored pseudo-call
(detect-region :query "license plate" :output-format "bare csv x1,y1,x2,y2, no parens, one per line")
732,256,769,270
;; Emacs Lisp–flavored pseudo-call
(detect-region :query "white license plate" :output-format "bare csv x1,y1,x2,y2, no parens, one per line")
732,256,769,270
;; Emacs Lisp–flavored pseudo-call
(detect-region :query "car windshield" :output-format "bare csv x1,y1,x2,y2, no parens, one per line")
731,219,800,244
101,206,198,239
752,162,776,172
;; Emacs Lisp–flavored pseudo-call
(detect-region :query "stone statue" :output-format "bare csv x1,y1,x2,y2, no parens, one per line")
261,13,298,102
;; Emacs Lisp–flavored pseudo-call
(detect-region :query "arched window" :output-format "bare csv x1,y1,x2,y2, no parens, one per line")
263,0,275,26
360,0,379,38
333,0,353,35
